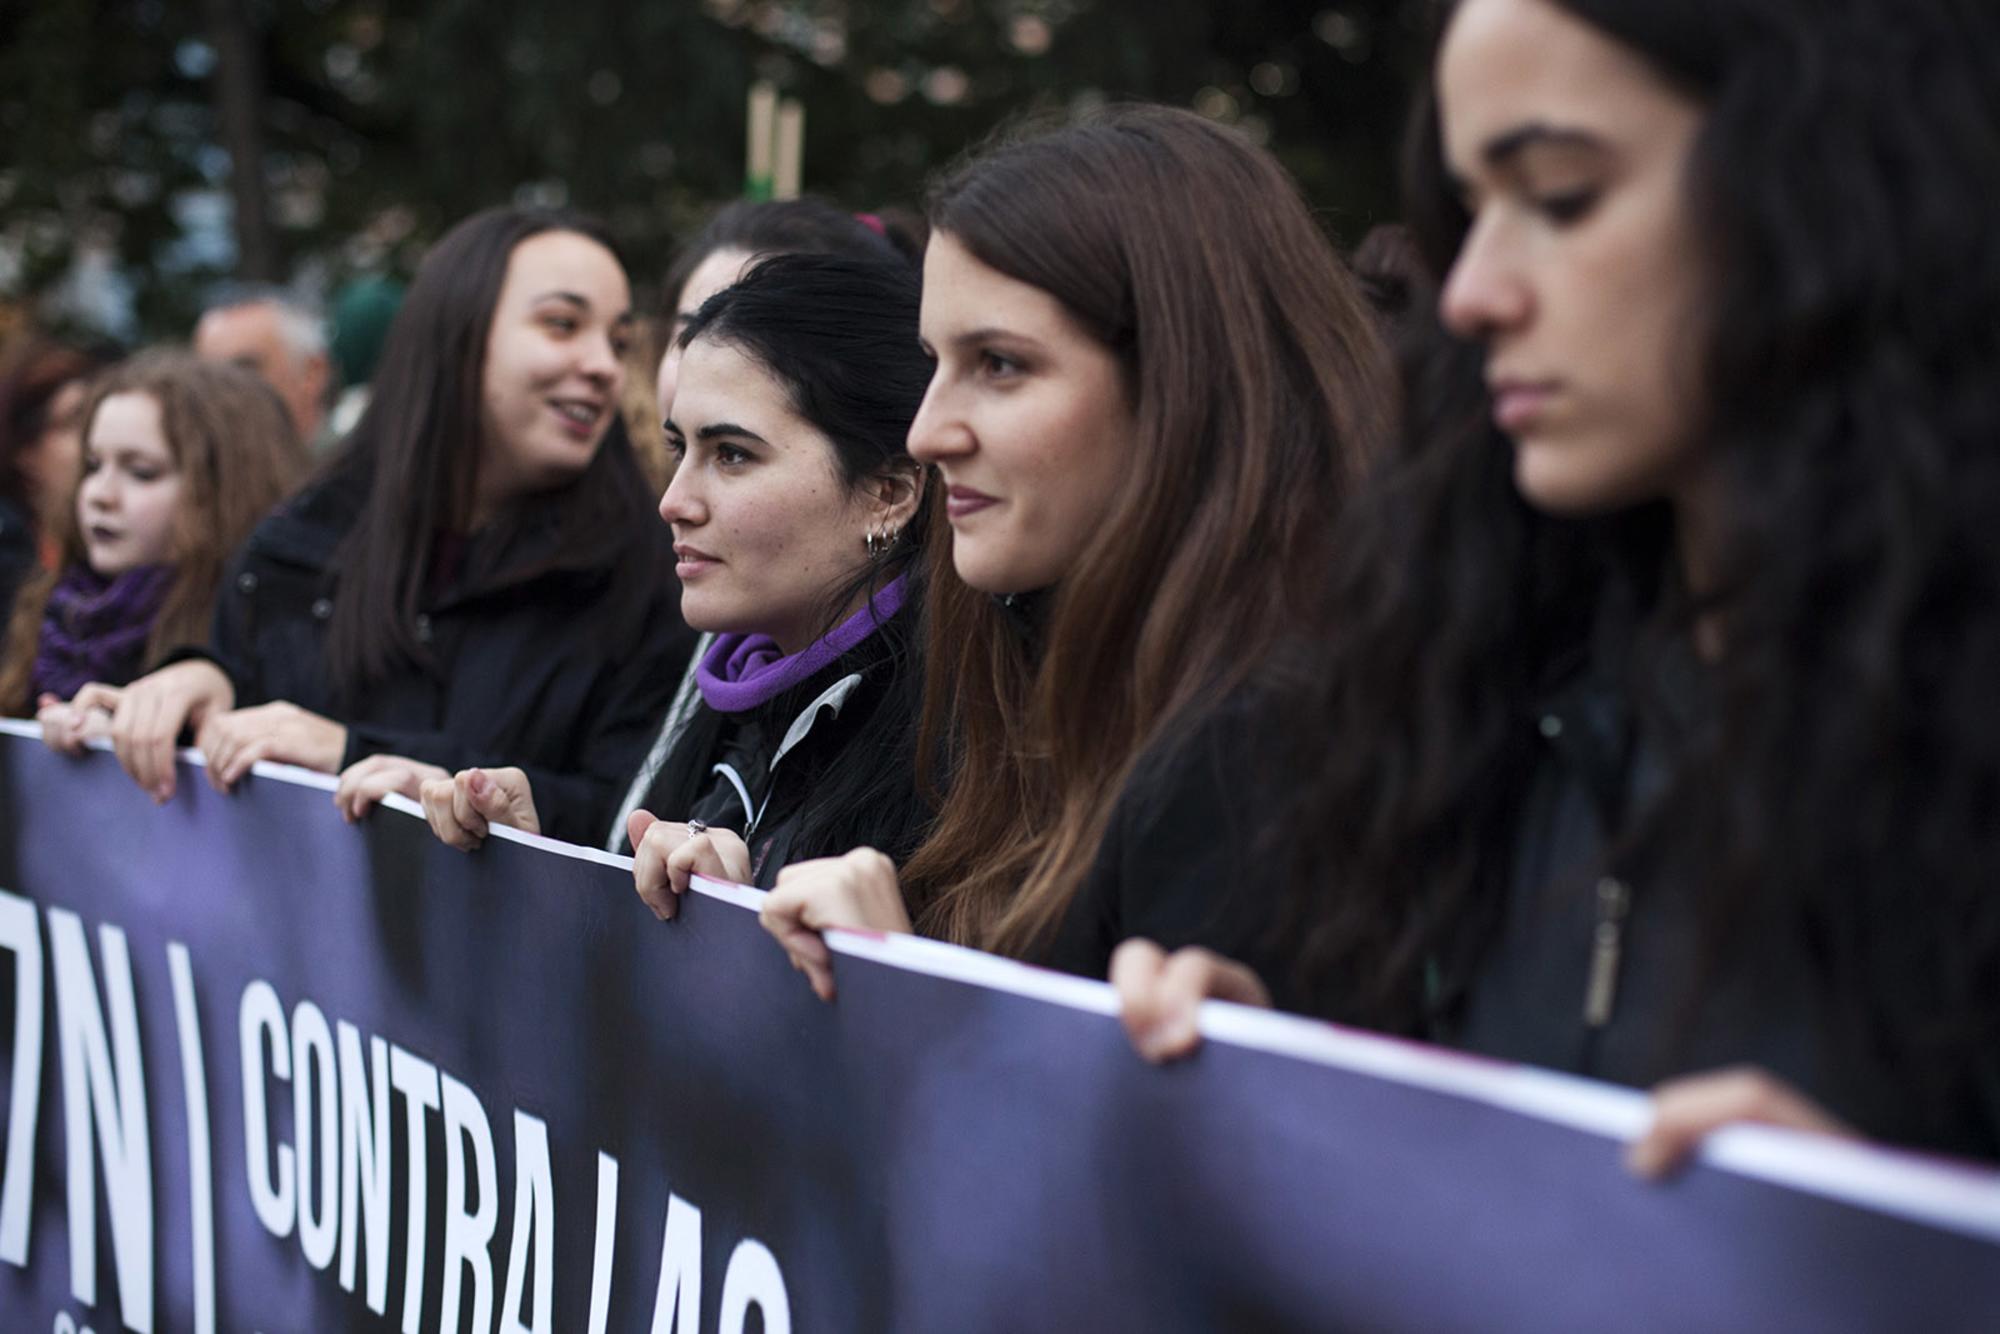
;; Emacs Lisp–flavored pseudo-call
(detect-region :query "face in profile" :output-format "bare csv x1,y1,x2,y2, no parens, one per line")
909,231,1134,595
78,392,184,577
655,246,755,419
478,230,633,505
661,337,913,654
1436,0,1709,517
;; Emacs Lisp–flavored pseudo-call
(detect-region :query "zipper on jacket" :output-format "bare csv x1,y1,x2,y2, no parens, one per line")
1582,876,1630,1028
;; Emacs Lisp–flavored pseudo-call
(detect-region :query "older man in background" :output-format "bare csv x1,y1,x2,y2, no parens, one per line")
193,289,333,449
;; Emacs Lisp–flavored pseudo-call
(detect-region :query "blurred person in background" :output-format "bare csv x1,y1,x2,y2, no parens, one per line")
0,334,120,611
77,206,696,845
325,275,405,442
14,351,304,722
654,197,914,420
194,286,334,450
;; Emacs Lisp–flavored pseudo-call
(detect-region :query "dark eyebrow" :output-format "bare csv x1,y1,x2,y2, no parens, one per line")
534,290,634,327
695,422,769,445
947,326,1046,352
1483,122,1606,169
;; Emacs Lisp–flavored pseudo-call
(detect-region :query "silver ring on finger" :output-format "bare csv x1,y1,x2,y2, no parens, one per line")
685,819,708,837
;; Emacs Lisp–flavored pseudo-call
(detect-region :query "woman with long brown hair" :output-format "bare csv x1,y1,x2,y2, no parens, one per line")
734,105,1395,999
11,350,306,721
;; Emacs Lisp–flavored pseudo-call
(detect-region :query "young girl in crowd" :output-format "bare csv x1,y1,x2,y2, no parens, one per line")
76,207,696,845
745,105,1395,998
1116,0,2000,1171
421,253,938,896
11,352,304,722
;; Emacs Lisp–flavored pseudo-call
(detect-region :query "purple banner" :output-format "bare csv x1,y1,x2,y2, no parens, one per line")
0,721,1995,1332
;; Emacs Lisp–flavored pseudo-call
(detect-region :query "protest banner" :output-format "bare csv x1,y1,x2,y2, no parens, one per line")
0,720,1995,1332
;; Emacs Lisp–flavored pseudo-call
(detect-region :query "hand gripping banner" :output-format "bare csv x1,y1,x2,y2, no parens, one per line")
0,721,1995,1332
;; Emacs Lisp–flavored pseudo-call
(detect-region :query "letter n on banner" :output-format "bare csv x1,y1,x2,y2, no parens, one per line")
49,909,154,1332
0,889,44,1268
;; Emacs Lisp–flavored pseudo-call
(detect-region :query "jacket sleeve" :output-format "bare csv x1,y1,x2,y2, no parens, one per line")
342,605,696,848
153,545,263,705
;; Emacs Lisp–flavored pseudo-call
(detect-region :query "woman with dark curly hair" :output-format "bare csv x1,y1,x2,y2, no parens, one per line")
1115,0,2000,1172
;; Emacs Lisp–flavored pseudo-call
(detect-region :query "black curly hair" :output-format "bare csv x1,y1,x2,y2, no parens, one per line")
1275,0,2000,1139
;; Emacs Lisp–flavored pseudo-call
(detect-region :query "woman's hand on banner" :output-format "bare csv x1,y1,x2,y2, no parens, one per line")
199,699,348,791
421,767,540,850
82,659,235,802
760,848,910,1001
36,689,117,754
628,811,752,920
1627,1066,1858,1180
334,753,451,822
1111,940,1273,1063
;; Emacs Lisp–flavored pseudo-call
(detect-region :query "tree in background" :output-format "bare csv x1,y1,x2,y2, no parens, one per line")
0,0,1424,341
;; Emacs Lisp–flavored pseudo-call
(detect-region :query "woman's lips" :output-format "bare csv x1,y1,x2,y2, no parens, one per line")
549,398,604,441
1491,382,1558,434
945,486,999,520
673,543,719,578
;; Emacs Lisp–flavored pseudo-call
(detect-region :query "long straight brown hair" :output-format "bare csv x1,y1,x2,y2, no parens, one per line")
322,207,661,703
0,351,308,712
903,105,1396,955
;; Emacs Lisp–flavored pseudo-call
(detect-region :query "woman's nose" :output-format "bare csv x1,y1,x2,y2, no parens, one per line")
1439,217,1533,341
907,377,972,464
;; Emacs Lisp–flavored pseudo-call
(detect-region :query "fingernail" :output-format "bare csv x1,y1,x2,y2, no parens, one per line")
469,770,489,796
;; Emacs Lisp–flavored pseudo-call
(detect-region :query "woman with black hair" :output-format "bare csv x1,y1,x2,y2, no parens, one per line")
419,253,937,897
653,197,915,420
81,207,696,845
1116,0,2000,1171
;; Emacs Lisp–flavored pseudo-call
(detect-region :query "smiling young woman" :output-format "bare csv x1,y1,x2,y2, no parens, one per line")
6,351,305,719
752,105,1397,1000
1117,0,2000,1173
69,208,697,844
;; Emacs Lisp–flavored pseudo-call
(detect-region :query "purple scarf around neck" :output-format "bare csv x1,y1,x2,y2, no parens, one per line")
695,575,907,714
31,563,175,702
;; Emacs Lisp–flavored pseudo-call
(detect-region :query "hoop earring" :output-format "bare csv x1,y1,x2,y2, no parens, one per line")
864,528,882,558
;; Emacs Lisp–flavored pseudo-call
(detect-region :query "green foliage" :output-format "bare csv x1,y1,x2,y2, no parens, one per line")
0,0,1425,340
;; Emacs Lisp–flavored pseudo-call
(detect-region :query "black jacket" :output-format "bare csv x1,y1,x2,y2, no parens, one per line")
613,602,930,887
1447,628,2000,1161
207,473,696,845
1044,683,1302,1004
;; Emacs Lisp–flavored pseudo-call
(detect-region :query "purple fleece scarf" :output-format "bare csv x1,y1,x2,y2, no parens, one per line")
31,563,175,702
695,575,907,713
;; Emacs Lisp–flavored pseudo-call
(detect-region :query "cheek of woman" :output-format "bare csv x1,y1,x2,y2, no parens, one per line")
682,459,876,653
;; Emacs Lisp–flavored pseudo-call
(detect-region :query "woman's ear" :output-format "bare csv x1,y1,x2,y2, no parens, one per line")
870,459,926,536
